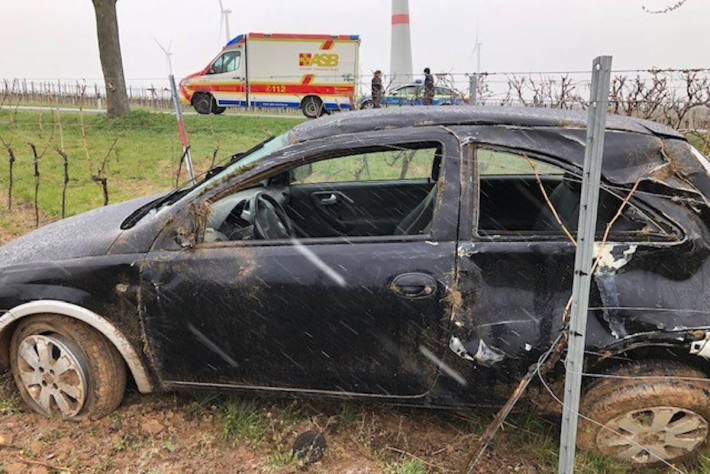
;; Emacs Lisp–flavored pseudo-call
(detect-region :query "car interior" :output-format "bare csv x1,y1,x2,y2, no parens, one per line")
203,143,443,242
476,148,664,237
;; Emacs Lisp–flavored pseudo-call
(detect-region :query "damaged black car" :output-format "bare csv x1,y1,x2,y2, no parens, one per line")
1,106,709,466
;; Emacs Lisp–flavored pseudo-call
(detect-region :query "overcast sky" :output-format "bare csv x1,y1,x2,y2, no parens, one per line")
0,0,707,84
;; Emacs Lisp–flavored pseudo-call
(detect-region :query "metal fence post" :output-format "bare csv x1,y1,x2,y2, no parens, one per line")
168,73,195,185
469,73,478,106
155,39,196,185
557,55,612,474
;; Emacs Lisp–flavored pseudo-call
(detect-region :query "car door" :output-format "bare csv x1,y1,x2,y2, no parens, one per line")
452,142,660,380
202,47,246,106
434,87,453,105
410,86,423,105
388,86,415,106
138,129,462,398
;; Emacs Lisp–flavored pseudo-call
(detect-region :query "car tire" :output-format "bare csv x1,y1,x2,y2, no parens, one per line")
193,93,213,115
301,96,324,119
9,314,126,420
360,100,374,110
578,360,710,467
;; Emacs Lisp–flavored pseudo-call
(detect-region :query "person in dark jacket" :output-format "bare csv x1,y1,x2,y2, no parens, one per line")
423,67,434,105
371,70,384,108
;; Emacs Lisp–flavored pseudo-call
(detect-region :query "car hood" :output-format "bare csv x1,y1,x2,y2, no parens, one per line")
0,195,159,268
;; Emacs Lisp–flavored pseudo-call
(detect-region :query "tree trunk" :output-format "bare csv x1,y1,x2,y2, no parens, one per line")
92,0,129,118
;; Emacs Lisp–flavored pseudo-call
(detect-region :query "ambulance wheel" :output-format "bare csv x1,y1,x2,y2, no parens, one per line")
360,100,375,110
212,104,226,115
193,93,213,115
301,96,324,119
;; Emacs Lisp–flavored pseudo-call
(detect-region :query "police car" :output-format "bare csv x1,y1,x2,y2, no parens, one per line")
359,81,466,108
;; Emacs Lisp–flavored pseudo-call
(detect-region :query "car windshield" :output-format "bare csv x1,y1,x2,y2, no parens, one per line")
158,132,292,213
200,131,289,184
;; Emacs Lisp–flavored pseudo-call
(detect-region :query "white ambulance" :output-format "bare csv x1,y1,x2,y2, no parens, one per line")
180,32,360,118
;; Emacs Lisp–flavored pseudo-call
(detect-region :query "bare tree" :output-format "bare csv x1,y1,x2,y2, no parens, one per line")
91,0,130,118
642,0,688,14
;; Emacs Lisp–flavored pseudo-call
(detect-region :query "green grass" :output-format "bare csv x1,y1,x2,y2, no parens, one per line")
298,148,435,184
0,374,22,416
336,404,361,426
504,414,631,473
0,394,21,416
688,453,710,474
686,132,709,153
267,449,301,469
221,398,271,447
276,400,307,426
383,458,428,474
0,108,301,218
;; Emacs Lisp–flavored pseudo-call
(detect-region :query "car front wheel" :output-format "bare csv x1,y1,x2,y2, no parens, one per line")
578,360,710,467
9,314,126,420
360,100,374,109
301,96,324,118
192,93,213,115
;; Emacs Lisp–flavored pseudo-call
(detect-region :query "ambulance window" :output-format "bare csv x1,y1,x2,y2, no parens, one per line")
211,51,241,74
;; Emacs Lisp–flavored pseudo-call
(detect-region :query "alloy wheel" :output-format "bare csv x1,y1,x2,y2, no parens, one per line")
597,406,708,464
16,334,88,417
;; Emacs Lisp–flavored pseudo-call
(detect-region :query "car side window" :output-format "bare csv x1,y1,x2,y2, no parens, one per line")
202,143,444,243
292,147,437,184
396,86,418,96
211,51,241,74
435,87,451,96
476,148,667,238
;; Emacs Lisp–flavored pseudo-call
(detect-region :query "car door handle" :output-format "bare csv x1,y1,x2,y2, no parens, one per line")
390,273,438,299
314,191,354,206
319,193,338,205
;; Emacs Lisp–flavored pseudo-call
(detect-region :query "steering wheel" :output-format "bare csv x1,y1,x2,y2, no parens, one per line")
249,192,293,240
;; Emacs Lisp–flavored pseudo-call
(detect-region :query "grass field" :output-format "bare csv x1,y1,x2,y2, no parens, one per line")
0,108,301,221
1,108,710,472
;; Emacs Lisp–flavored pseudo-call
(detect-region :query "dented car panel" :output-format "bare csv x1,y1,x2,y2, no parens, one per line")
139,240,456,396
441,115,710,395
138,128,463,397
0,106,709,410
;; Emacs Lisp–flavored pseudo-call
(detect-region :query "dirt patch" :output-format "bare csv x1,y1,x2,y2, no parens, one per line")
0,367,574,473
0,196,53,245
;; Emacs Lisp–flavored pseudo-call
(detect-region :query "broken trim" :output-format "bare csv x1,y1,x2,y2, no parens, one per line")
0,300,154,393
690,332,710,359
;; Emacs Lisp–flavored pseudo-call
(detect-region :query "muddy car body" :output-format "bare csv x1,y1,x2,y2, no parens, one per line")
1,106,710,465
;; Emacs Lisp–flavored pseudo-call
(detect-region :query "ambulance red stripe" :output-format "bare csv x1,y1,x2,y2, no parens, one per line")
249,83,354,95
185,82,353,96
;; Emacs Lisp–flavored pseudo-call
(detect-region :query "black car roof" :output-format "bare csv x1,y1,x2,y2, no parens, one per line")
290,106,683,143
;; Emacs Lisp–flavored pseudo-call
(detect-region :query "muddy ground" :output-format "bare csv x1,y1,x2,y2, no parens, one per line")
2,369,562,473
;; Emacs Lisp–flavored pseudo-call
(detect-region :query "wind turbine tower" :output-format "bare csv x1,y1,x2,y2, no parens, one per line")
389,0,413,88
219,0,232,44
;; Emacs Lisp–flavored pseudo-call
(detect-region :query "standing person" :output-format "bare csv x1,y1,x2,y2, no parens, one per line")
371,70,384,108
423,67,435,105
